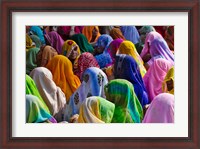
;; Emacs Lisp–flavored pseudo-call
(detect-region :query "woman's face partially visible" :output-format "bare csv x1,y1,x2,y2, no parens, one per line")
92,27,98,37
68,45,79,60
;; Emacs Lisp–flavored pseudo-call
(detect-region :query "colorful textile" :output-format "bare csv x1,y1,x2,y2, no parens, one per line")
139,26,156,44
36,45,58,67
120,26,140,44
26,95,57,123
140,31,163,59
26,75,50,114
95,34,113,52
45,55,81,101
82,26,101,43
29,26,46,45
74,52,100,79
104,79,143,123
110,28,125,40
30,34,42,48
162,66,174,94
118,40,146,77
114,55,149,107
26,34,35,51
78,96,115,123
44,31,64,54
143,58,173,102
164,26,174,51
142,93,174,123
64,67,108,121
26,47,40,74
70,34,94,53
30,67,66,122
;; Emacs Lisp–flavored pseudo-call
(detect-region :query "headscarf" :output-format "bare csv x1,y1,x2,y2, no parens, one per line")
114,55,149,107
110,28,125,40
36,45,58,67
74,52,100,79
64,67,108,121
78,96,115,123
26,74,50,114
140,31,163,59
118,40,146,77
104,79,143,123
162,66,174,94
26,95,57,123
149,38,174,65
29,26,46,45
44,31,64,54
139,26,156,44
106,38,124,65
26,47,40,74
143,58,173,102
70,34,94,53
142,93,174,123
82,26,101,43
30,34,42,48
120,26,140,44
95,34,113,52
62,40,81,70
29,67,66,122
45,55,81,101
26,34,35,51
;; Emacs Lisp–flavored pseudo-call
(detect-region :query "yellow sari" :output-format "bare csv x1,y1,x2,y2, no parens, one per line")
118,41,146,77
162,67,174,94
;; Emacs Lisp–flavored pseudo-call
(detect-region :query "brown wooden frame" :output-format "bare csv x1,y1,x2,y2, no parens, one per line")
1,0,199,148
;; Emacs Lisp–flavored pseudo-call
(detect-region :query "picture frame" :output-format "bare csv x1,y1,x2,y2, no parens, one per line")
1,0,199,148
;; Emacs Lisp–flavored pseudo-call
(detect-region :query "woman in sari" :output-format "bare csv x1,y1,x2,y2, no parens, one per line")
45,55,81,101
26,34,36,51
114,54,149,107
142,93,174,123
30,67,66,122
120,26,140,44
109,28,125,40
162,66,174,95
118,40,146,77
78,96,115,123
164,26,174,52
44,31,64,54
104,79,143,123
82,26,101,46
64,67,108,121
26,95,57,123
74,52,100,79
36,45,58,67
29,26,46,45
26,74,50,114
30,34,42,48
26,45,40,75
70,34,94,53
62,40,81,71
143,58,173,102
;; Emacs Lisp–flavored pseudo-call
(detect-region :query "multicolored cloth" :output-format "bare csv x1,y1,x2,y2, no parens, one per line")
78,96,115,123
30,67,66,122
26,34,35,51
64,67,108,121
29,26,46,45
82,26,101,43
74,52,100,79
44,31,64,54
26,95,57,123
26,74,50,114
120,26,140,44
104,79,143,123
142,93,174,123
162,66,174,94
164,26,174,51
95,34,113,52
70,34,94,53
109,28,125,40
114,54,149,107
36,45,58,67
45,55,81,101
26,47,40,74
143,58,173,102
118,40,146,77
